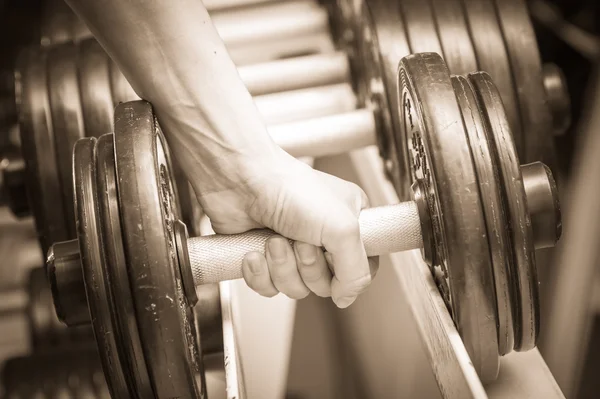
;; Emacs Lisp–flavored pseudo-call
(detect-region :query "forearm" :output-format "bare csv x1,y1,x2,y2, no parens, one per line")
65,0,280,192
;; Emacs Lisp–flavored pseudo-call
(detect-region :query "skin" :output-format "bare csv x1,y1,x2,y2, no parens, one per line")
65,0,378,308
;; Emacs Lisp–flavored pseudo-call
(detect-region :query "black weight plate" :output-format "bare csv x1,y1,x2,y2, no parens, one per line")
430,0,477,75
73,137,131,398
355,0,412,199
108,57,139,106
15,48,69,254
95,133,154,397
78,39,114,138
400,0,444,58
469,72,539,352
47,42,86,238
399,53,499,381
113,101,204,398
462,0,524,162
452,75,514,356
493,0,555,167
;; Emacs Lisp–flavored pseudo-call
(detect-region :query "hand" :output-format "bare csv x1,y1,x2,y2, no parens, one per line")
194,149,379,309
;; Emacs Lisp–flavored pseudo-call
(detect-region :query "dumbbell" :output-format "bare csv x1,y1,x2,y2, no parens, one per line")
0,268,93,355
324,0,570,198
2,345,109,399
45,54,561,398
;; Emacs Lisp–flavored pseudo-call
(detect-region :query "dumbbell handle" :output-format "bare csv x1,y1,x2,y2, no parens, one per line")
188,201,423,285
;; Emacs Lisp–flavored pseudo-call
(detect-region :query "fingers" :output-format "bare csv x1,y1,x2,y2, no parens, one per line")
242,252,278,297
320,180,373,309
294,241,332,297
242,237,333,300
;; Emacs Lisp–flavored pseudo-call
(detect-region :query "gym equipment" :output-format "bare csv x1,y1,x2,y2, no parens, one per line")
3,0,570,254
326,0,570,197
1,346,109,399
46,54,560,396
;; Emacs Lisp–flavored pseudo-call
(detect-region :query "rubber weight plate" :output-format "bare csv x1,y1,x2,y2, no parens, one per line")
354,0,412,199
461,0,524,162
400,0,444,58
78,39,114,138
113,101,205,398
47,42,86,238
430,0,478,75
73,137,132,398
469,71,539,352
95,134,153,397
399,53,499,381
15,47,69,254
452,76,514,356
493,0,555,168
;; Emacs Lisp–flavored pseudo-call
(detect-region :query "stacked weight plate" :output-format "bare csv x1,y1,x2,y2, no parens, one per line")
325,0,570,199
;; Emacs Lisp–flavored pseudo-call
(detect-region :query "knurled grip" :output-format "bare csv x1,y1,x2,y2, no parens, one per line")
189,201,423,285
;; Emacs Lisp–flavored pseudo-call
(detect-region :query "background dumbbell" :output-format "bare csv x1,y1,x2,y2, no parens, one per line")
47,54,561,393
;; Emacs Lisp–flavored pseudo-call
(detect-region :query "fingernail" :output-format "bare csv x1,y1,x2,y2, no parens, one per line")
296,243,316,264
267,238,288,263
245,253,263,275
334,296,355,309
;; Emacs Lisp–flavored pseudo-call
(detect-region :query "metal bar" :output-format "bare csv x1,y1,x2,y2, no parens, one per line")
268,109,376,158
239,52,349,96
254,83,357,125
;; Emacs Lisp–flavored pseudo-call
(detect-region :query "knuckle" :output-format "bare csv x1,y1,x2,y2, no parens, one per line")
299,264,325,283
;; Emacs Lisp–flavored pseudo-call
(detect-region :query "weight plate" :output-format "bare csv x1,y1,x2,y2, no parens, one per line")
493,0,555,167
47,42,86,238
113,101,204,398
15,48,69,254
73,137,131,398
96,133,154,397
400,0,444,58
399,53,499,381
430,0,477,74
40,0,72,45
355,0,412,199
452,75,514,356
108,57,139,106
78,39,114,138
469,72,539,352
461,0,524,162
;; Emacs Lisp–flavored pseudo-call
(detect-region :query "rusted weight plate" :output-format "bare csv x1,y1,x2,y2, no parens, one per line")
78,39,114,138
469,71,539,352
430,0,478,75
113,101,205,398
15,47,69,254
493,0,556,168
72,137,132,398
400,0,444,58
461,0,524,162
452,76,514,356
47,42,86,237
399,53,499,381
95,133,154,397
351,0,412,199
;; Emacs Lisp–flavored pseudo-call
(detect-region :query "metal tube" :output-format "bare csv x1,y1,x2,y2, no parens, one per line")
239,52,349,96
268,109,376,158
211,0,329,48
254,83,357,125
202,0,280,11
